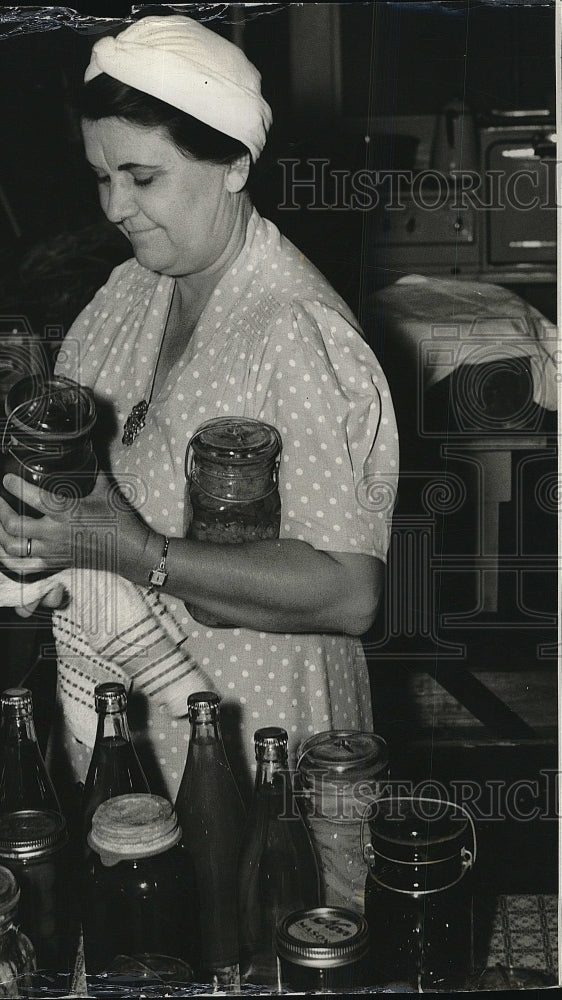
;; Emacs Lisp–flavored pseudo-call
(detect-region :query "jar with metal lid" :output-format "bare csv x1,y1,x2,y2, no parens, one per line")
362,795,476,991
276,906,370,993
82,793,198,984
185,417,282,625
1,374,98,517
0,865,36,997
0,809,74,985
296,730,389,913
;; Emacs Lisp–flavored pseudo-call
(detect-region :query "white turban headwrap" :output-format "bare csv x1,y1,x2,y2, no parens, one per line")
84,15,272,163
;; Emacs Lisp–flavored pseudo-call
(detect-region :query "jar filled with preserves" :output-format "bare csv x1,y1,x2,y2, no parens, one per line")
296,730,389,913
276,906,370,994
185,417,282,626
2,374,97,510
82,793,198,986
0,865,36,997
0,809,75,988
362,795,476,991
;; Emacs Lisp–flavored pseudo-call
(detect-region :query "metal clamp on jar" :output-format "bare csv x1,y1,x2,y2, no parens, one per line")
361,794,476,991
185,416,282,626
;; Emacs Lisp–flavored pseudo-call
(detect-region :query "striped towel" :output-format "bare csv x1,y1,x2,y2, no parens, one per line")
51,567,213,749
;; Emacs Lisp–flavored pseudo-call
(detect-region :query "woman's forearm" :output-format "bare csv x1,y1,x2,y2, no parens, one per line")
122,530,383,636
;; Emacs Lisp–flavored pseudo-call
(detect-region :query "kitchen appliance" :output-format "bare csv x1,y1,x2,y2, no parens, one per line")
479,115,556,273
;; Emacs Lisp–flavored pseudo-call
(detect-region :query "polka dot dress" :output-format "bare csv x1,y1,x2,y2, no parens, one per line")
53,209,398,800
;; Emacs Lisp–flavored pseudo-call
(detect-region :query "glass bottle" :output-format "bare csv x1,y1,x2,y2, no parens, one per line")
0,865,36,995
238,727,321,989
82,683,149,846
0,688,60,814
174,692,246,991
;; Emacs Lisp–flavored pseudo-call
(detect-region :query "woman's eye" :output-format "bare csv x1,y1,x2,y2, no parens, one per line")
134,177,154,188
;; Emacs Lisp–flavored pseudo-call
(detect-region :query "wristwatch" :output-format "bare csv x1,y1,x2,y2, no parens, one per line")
148,535,169,589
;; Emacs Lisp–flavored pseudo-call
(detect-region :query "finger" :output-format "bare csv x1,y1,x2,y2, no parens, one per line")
15,601,41,618
41,582,67,608
15,584,67,618
0,546,49,574
2,474,47,516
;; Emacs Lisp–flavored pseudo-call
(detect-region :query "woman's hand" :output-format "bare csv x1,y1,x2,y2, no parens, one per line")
0,471,152,579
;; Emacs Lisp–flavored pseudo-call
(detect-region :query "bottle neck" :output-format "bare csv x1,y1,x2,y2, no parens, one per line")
254,755,294,796
188,710,223,746
95,708,132,742
0,711,39,743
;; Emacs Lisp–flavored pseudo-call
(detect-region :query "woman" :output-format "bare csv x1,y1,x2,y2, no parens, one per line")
0,15,398,800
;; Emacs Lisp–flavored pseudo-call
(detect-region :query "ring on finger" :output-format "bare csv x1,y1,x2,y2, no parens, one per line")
26,538,32,558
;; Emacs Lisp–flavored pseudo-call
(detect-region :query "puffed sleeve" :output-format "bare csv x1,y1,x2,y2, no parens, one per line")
248,299,399,561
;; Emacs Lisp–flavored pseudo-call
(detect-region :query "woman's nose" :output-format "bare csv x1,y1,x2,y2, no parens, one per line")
103,178,137,224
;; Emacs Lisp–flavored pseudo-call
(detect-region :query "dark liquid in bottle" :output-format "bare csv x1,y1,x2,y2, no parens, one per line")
0,739,58,812
83,737,147,838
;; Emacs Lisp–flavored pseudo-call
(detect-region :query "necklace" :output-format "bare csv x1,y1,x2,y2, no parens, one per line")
122,285,177,446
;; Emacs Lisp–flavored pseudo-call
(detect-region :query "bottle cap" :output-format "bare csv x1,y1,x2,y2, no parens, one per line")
94,682,127,713
0,810,68,860
89,793,181,867
187,691,220,721
276,907,369,969
0,866,19,918
254,726,288,762
0,688,33,714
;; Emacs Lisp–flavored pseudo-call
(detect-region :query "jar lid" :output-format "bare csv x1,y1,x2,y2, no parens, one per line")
368,796,470,864
189,417,281,465
0,810,68,860
89,794,181,866
276,907,369,969
95,682,127,713
0,688,33,714
5,375,96,440
0,866,20,916
297,730,389,785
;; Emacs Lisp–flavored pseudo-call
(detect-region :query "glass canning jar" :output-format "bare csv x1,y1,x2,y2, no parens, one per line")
0,808,74,986
362,795,476,991
185,417,282,626
276,906,370,993
82,793,198,986
0,865,36,997
296,730,389,913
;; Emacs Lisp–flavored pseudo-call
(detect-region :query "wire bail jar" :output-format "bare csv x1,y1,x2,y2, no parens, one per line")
185,416,282,625
361,794,476,991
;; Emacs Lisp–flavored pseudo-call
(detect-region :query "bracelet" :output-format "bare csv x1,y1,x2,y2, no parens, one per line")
148,535,169,589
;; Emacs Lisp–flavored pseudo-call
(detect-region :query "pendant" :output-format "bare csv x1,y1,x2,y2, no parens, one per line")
122,399,149,446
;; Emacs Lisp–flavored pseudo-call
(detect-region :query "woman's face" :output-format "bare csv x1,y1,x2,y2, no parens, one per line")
82,117,245,277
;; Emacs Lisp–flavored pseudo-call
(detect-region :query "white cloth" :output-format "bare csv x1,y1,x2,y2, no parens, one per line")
0,570,63,607
85,15,272,163
372,274,558,410
51,568,212,750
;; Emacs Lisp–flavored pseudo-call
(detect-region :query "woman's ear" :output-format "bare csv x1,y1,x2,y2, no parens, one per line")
225,152,251,193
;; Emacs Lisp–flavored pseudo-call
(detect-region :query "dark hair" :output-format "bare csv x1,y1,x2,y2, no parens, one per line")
78,73,251,166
